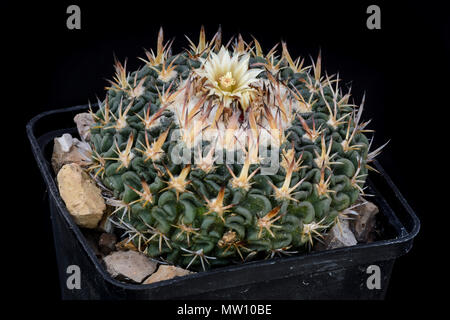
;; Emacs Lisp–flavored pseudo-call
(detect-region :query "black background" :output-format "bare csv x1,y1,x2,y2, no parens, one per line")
8,0,449,304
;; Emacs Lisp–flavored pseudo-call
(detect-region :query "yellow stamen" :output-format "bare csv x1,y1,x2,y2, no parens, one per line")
219,72,236,89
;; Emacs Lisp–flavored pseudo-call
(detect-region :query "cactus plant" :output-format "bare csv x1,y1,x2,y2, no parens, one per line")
88,27,386,271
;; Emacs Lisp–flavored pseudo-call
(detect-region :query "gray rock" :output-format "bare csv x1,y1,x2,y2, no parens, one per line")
351,200,379,242
317,219,357,250
74,112,95,142
103,251,158,283
51,133,92,173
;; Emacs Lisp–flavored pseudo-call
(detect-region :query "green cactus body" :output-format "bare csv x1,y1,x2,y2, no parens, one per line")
88,27,374,271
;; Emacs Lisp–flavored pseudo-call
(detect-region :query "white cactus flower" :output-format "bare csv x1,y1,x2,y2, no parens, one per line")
195,46,263,111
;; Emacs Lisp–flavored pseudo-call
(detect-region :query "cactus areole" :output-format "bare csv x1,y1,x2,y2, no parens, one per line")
88,27,385,271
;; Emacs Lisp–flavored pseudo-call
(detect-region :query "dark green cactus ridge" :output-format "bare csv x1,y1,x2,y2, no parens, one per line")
88,29,376,271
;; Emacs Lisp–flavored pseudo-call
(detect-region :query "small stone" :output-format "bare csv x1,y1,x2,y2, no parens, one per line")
115,239,138,252
56,133,74,152
143,265,193,284
103,251,158,283
51,133,92,173
98,233,117,255
317,219,357,250
351,200,379,242
57,163,106,228
74,112,95,142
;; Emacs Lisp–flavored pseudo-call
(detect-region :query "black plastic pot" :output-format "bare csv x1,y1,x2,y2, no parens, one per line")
27,104,420,300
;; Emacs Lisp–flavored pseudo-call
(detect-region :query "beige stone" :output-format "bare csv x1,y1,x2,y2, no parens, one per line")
143,265,193,284
57,163,106,228
74,112,95,141
103,251,158,283
51,133,92,173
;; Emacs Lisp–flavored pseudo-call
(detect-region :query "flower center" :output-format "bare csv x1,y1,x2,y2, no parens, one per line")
219,72,236,90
